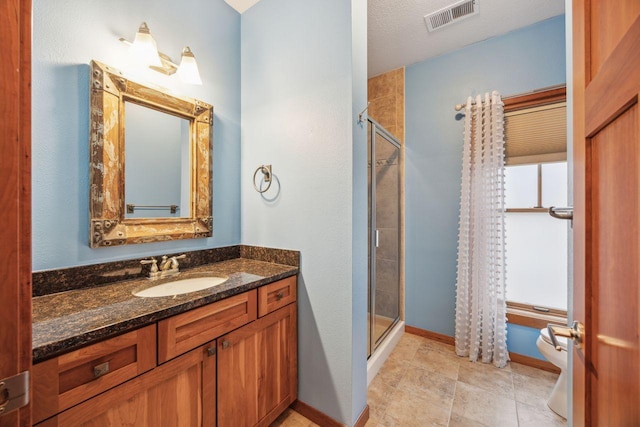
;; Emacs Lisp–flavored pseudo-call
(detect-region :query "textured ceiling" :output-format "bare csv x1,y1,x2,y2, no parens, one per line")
224,0,565,77
368,0,565,77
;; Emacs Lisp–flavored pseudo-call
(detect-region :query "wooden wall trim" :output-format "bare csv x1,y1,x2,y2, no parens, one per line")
571,0,588,424
509,352,560,374
290,400,344,427
405,325,455,345
290,399,369,426
504,86,567,112
505,302,567,329
353,404,370,427
506,312,565,330
506,301,567,317
0,0,31,425
405,326,559,374
20,5,32,425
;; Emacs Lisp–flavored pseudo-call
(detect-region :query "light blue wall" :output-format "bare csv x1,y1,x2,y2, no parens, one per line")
240,0,367,424
32,0,241,270
405,16,566,359
34,1,368,422
350,0,369,422
507,323,545,358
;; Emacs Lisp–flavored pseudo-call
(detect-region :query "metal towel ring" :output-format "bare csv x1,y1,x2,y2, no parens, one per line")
253,165,272,193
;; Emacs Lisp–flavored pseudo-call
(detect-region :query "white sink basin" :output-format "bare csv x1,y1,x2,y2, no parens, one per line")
133,277,228,298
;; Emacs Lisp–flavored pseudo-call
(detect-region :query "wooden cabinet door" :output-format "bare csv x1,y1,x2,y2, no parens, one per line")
217,304,297,427
42,343,217,427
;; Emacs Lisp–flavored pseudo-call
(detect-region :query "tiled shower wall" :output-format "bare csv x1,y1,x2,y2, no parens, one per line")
368,67,405,143
373,139,401,322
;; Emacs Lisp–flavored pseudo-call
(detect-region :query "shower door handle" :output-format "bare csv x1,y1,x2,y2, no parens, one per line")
375,229,379,248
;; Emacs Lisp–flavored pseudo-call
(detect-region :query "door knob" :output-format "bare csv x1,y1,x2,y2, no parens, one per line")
548,321,585,351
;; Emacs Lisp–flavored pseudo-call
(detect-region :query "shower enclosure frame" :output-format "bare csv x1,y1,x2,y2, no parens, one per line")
367,118,404,358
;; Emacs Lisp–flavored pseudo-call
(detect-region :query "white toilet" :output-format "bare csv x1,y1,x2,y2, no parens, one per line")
536,327,568,419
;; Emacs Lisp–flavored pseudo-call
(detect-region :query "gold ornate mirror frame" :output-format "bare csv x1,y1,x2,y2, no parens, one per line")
89,60,213,248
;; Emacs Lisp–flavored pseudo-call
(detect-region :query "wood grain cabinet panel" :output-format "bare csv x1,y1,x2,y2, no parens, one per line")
158,290,257,363
258,276,297,317
37,342,217,427
32,325,157,424
217,303,297,427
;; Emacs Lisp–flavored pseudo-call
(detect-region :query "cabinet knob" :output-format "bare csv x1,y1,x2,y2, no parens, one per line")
207,346,216,357
276,291,284,301
221,340,230,349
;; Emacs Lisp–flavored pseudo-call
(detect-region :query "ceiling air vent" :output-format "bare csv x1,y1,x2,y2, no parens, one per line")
424,0,479,32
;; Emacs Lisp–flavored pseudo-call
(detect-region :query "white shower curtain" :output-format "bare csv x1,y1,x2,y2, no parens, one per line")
455,91,509,368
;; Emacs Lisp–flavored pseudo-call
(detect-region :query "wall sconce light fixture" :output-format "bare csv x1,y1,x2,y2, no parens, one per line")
119,22,202,85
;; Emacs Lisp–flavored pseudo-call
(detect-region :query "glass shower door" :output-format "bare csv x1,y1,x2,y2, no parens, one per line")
368,120,401,357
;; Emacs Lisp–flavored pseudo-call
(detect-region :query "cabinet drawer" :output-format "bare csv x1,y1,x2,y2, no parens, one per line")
32,324,156,424
258,276,297,317
36,343,217,427
158,290,257,363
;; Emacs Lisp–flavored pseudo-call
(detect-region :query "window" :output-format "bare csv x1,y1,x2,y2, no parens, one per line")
504,162,568,311
502,86,569,317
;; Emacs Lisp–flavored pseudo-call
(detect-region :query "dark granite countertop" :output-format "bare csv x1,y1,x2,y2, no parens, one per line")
33,258,298,363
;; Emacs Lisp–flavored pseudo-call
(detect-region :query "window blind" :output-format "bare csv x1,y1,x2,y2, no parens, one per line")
504,102,567,165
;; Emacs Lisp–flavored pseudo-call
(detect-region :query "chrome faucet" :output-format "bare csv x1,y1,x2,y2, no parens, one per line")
141,254,186,279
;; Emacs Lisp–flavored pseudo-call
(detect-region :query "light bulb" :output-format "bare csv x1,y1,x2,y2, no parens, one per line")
176,47,202,85
130,22,162,67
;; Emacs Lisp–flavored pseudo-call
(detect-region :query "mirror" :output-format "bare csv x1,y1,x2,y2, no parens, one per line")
124,102,191,219
89,60,213,247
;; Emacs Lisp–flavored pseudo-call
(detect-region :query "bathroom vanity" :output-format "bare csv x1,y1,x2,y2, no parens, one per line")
31,62,300,426
31,248,298,427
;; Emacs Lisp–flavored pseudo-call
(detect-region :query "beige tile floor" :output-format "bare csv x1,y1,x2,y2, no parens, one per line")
272,333,567,427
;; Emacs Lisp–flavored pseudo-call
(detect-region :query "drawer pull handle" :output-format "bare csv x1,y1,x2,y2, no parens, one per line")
93,362,110,379
222,340,230,349
276,291,284,301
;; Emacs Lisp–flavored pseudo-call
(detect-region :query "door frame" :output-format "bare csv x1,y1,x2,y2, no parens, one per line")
571,1,587,423
0,0,32,425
